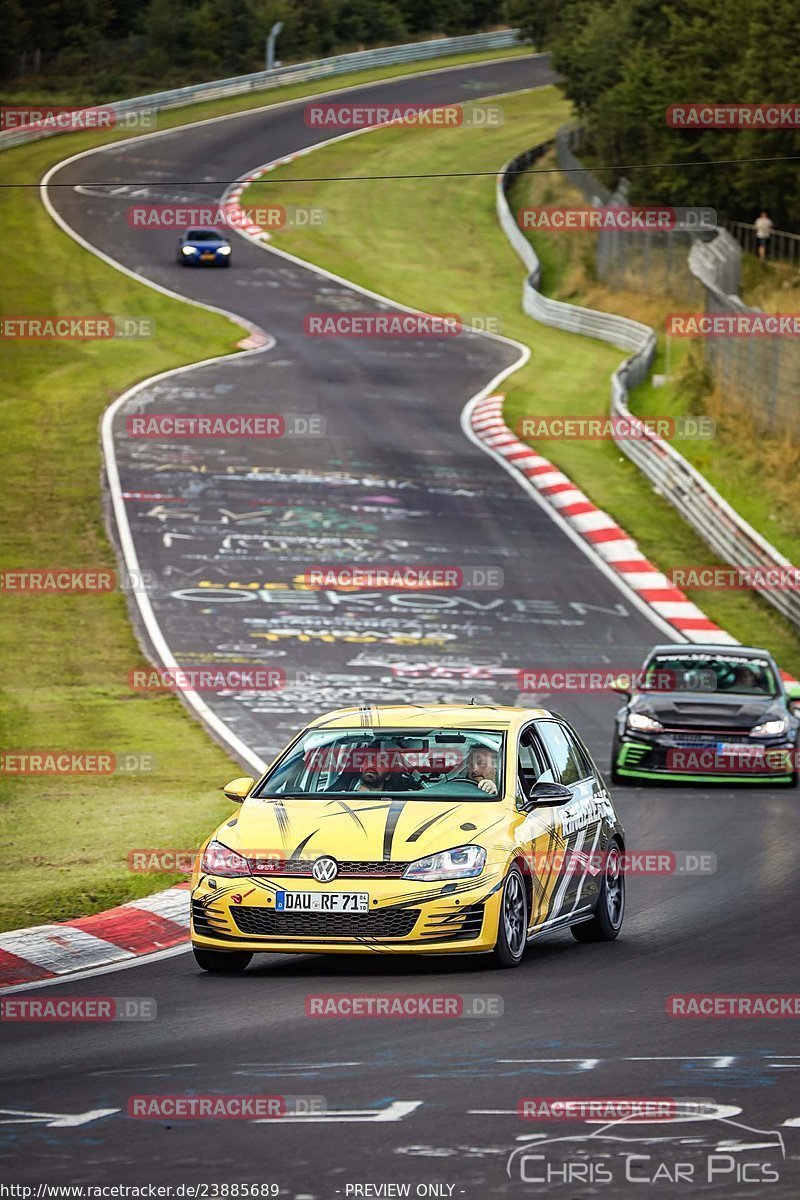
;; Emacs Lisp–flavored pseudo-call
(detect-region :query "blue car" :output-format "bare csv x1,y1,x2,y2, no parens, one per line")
176,228,232,267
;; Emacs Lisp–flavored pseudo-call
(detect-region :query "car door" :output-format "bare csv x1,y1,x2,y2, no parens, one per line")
534,719,604,918
513,724,570,930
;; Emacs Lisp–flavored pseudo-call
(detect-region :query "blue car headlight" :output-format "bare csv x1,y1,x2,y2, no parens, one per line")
181,245,199,255
217,244,232,255
403,844,486,881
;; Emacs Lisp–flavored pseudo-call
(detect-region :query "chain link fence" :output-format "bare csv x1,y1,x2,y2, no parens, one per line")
500,139,800,633
556,126,800,440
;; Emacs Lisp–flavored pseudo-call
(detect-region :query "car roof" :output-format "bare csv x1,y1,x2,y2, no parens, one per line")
645,643,773,659
183,228,226,237
306,704,553,732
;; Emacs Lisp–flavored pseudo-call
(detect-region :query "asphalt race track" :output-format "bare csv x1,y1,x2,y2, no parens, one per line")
2,56,798,1196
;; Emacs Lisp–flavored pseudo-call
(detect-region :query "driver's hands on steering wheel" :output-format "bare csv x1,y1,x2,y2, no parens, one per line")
476,778,498,795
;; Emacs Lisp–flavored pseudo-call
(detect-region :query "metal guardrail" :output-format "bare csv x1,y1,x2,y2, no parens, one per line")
726,219,800,265
0,30,522,151
498,140,800,632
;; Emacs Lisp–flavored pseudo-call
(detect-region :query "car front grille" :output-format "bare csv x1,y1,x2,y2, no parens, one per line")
662,730,753,745
230,906,420,939
250,858,407,878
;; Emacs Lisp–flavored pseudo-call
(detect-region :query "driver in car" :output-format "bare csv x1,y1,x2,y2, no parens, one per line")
466,745,499,795
325,748,394,793
731,664,762,693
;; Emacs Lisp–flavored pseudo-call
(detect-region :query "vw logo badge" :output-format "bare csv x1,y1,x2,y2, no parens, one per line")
312,856,338,883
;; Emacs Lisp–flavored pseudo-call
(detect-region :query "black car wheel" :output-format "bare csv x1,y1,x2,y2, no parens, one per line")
571,840,625,942
492,865,528,968
193,946,252,974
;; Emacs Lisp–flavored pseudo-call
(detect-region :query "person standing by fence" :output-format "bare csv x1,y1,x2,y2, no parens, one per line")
754,210,774,260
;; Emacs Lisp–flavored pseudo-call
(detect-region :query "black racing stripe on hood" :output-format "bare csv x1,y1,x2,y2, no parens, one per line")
325,798,367,832
321,801,391,817
272,799,291,843
406,806,459,843
289,830,319,860
382,799,408,861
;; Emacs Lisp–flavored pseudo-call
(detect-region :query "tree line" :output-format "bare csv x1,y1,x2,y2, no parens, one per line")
511,0,800,229
0,0,506,98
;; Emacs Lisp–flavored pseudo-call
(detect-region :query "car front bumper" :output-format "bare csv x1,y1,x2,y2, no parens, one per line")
190,871,503,955
616,735,795,783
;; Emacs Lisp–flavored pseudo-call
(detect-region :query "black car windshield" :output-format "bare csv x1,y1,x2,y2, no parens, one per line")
186,230,223,241
253,728,505,800
641,654,778,696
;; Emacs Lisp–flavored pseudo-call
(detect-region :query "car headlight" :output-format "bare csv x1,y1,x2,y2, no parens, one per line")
201,839,250,876
402,844,486,881
627,711,663,732
181,245,199,254
751,718,788,737
217,244,232,255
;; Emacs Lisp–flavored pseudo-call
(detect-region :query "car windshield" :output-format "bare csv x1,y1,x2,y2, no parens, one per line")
187,230,222,242
640,654,778,696
253,727,505,800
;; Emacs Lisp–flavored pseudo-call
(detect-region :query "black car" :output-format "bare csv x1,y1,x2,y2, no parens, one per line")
610,644,800,786
176,228,232,267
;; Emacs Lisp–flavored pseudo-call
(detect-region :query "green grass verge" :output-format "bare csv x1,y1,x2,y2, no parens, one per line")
0,46,529,933
250,87,800,675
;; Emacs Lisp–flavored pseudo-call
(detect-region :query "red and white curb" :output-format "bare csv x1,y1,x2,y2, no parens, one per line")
471,394,738,645
0,884,189,989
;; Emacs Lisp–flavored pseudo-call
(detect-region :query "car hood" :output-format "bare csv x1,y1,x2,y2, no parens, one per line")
216,795,505,864
632,691,784,730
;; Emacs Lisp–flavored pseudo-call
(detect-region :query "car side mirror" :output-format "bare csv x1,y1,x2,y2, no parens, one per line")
523,780,573,809
222,776,255,802
610,674,632,696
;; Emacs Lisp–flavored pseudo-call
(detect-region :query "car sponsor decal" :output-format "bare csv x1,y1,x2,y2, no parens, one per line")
560,793,615,837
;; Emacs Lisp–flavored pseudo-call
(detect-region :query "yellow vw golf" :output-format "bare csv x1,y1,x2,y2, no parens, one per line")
191,704,625,971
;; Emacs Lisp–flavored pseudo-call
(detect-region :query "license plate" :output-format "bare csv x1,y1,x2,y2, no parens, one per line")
275,891,368,913
201,252,215,260
717,742,752,756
